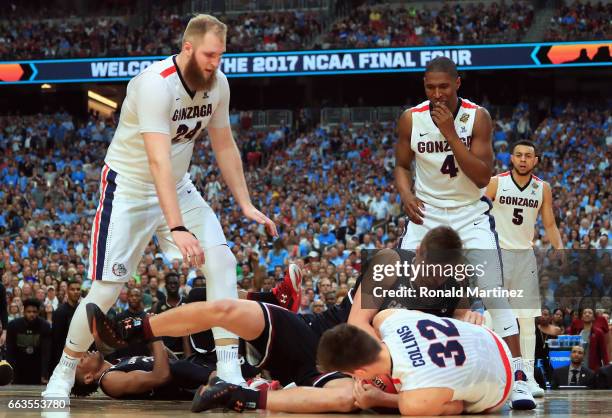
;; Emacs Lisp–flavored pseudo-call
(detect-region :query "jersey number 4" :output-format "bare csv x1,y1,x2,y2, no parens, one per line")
417,319,466,368
172,121,202,144
440,155,459,178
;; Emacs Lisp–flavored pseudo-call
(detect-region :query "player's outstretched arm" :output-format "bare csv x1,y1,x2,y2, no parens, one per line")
100,341,171,398
144,132,204,267
540,182,563,249
349,249,403,338
347,283,379,339
209,125,277,237
399,388,463,416
394,110,424,224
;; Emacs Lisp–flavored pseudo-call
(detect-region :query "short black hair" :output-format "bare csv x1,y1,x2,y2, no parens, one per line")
425,57,458,78
165,272,179,283
317,324,381,372
420,226,464,266
510,140,538,156
67,278,81,287
23,298,41,310
71,380,99,397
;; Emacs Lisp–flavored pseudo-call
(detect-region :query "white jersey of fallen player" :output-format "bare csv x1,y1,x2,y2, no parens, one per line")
491,171,544,249
410,98,482,208
105,55,230,185
379,310,511,413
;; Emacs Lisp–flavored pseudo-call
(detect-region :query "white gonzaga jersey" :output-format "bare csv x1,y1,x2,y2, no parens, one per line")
411,98,482,208
491,172,544,249
379,310,511,412
105,55,230,184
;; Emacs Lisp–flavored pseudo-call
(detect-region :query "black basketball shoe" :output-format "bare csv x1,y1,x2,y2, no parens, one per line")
86,303,148,348
191,377,260,413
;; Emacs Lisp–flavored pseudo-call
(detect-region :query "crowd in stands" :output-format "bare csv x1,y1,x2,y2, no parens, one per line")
0,8,322,59
0,0,134,20
320,1,534,49
3,0,611,60
545,1,612,42
0,98,610,384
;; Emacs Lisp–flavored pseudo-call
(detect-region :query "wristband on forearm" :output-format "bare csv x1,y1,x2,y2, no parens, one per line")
170,226,197,239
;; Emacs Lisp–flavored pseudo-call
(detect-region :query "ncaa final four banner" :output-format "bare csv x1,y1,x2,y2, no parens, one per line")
0,41,610,84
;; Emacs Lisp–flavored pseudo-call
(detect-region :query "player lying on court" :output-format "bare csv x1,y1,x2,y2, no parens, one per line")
73,339,215,400
87,298,357,413
318,310,514,416
86,227,491,413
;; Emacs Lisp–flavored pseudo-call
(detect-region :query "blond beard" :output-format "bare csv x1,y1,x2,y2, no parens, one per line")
184,54,217,91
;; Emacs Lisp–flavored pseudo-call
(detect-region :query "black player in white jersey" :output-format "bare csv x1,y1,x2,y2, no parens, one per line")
486,140,563,398
395,57,535,409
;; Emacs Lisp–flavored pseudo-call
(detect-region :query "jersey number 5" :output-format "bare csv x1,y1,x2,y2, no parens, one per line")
172,121,202,144
512,208,524,225
440,155,459,178
417,319,466,368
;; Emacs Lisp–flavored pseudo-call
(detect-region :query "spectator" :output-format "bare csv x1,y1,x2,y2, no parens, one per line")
6,298,51,384
8,303,22,322
551,345,595,388
569,307,610,371
154,273,190,356
311,300,326,314
552,308,567,329
45,285,59,311
50,279,81,372
317,277,333,301
113,287,129,313
146,277,166,308
317,224,337,247
535,307,563,385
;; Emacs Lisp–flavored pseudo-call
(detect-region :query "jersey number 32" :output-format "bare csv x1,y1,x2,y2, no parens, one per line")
417,319,466,368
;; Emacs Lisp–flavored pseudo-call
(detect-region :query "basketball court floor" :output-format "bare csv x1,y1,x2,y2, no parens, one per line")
0,386,610,417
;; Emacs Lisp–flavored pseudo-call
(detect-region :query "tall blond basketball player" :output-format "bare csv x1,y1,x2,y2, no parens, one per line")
43,14,278,399
486,140,563,397
395,57,535,409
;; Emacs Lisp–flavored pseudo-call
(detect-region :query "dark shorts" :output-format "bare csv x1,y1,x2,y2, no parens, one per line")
247,302,347,387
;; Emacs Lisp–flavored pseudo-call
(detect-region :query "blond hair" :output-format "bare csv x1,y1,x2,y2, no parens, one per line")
182,14,227,45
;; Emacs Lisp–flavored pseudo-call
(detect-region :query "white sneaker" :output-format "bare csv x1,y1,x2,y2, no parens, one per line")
42,370,74,400
527,378,545,398
510,379,536,410
523,359,545,398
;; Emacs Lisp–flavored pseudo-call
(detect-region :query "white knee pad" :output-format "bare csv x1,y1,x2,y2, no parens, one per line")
518,317,536,360
65,281,123,352
201,244,239,340
488,307,519,338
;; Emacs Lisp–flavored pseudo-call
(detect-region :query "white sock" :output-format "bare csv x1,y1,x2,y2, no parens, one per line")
216,345,245,385
524,359,535,380
58,352,79,372
512,357,525,380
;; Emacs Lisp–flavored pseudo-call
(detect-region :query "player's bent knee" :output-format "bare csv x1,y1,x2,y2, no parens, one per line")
208,299,237,315
84,280,124,311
